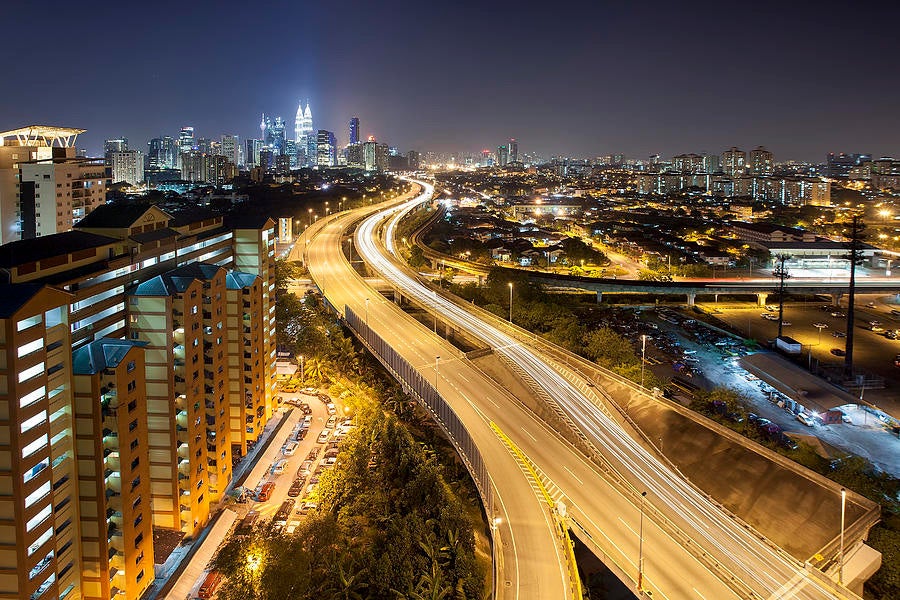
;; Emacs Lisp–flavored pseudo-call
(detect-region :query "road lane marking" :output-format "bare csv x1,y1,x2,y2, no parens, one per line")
564,465,584,485
520,427,537,442
693,587,707,599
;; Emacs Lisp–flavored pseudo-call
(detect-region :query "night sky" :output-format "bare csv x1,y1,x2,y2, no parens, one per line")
4,0,899,161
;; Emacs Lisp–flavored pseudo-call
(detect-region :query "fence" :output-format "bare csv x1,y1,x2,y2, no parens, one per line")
344,306,493,519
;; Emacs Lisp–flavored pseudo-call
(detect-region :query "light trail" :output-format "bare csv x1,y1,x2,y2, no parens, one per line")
351,180,859,600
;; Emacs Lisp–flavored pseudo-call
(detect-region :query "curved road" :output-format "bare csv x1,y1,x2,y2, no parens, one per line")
352,182,862,600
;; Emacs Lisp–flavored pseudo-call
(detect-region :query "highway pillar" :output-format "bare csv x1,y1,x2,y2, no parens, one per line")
393,290,401,304
757,293,768,307
596,291,603,304
832,292,843,306
687,292,696,307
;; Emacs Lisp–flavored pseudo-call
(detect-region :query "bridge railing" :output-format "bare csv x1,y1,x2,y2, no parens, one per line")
344,305,494,520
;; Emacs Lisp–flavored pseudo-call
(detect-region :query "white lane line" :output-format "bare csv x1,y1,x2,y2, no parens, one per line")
564,465,584,485
618,516,637,537
520,427,537,442
693,587,707,599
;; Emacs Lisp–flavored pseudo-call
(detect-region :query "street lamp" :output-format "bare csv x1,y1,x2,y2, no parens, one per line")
508,282,514,323
299,355,304,383
365,297,370,327
637,491,648,594
839,488,846,586
640,335,647,388
435,356,440,392
307,207,313,227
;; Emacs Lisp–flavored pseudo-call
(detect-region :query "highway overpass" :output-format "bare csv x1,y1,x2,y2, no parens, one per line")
409,210,900,305
302,182,879,599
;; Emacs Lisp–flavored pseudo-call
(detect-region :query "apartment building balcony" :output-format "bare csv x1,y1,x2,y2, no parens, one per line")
175,410,188,430
103,452,120,472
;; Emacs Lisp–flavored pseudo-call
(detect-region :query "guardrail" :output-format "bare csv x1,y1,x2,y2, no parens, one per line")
490,422,582,600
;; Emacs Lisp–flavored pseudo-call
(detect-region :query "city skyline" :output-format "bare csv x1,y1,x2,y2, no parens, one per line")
3,1,899,160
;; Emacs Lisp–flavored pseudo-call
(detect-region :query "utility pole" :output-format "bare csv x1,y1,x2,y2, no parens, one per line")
844,214,866,378
773,254,790,339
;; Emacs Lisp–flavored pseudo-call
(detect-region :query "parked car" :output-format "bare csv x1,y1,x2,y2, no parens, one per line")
830,311,846,318
256,482,275,502
830,348,846,357
288,478,305,497
796,413,816,427
326,403,336,416
317,429,332,444
282,441,299,456
832,331,846,338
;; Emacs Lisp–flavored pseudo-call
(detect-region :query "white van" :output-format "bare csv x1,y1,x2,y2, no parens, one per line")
272,458,289,475
282,441,299,456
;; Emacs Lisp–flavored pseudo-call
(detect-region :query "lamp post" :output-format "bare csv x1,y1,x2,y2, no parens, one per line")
508,282,513,323
638,491,647,594
365,297,370,327
308,207,313,227
299,355,304,383
435,356,440,392
839,487,846,586
640,335,647,388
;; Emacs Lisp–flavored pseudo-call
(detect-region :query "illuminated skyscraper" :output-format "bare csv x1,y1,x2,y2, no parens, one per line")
148,136,176,169
497,144,509,166
295,100,314,165
508,138,518,163
316,130,336,167
349,117,360,145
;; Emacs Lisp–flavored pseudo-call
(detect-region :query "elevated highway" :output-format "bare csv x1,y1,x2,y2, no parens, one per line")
303,182,877,599
409,212,900,305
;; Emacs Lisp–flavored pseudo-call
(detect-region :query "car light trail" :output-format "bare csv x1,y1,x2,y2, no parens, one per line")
350,180,859,600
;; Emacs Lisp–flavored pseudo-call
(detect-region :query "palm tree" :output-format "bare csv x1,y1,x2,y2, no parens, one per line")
304,357,330,383
329,559,368,600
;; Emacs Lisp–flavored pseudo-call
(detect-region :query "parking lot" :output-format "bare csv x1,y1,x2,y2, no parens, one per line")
238,387,352,534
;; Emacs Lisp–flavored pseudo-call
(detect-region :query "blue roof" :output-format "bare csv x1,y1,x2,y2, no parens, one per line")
72,337,147,375
225,271,259,289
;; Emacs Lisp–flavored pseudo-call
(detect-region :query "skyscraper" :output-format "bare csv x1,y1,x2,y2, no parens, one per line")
221,134,240,166
148,136,176,169
293,100,314,165
316,130,336,167
264,117,286,155
364,137,377,171
178,127,195,154
497,144,509,167
349,117,360,145
508,138,518,163
104,137,128,157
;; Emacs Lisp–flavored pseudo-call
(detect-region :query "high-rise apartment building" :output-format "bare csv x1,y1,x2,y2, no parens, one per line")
18,153,108,239
0,126,89,244
750,146,774,175
721,147,746,176
316,130,336,167
0,203,277,600
220,135,239,167
0,283,80,600
72,338,154,600
349,117,360,145
673,153,704,173
109,150,144,185
245,139,263,170
407,150,420,170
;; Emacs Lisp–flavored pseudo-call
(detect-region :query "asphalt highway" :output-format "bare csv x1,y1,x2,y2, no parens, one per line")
347,181,862,600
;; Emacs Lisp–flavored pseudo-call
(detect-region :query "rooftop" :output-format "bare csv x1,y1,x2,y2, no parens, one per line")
0,125,85,147
72,338,147,375
0,283,50,318
75,203,170,229
0,231,120,269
